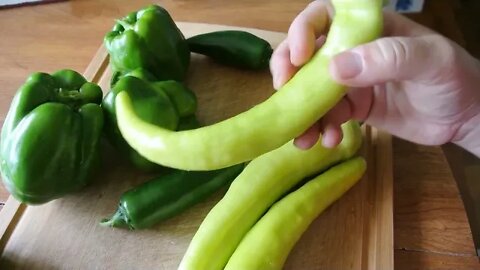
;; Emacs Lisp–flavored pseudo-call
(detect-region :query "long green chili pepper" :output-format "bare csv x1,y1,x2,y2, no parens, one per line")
100,164,244,230
178,121,362,270
187,30,273,70
224,157,366,270
114,0,382,171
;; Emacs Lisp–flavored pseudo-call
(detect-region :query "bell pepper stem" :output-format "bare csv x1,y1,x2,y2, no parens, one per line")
115,19,134,31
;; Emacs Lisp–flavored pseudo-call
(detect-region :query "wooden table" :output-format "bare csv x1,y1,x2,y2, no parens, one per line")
0,0,479,269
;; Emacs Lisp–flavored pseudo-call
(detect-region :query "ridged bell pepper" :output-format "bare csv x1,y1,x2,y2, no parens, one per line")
0,70,104,204
104,4,190,81
102,70,197,171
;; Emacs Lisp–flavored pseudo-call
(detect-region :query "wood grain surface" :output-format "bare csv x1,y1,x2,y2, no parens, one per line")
0,0,479,269
394,141,475,255
396,250,480,270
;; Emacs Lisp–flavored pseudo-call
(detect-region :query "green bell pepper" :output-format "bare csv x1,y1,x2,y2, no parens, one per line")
103,75,179,171
105,4,190,81
110,68,198,118
110,68,157,88
0,70,104,205
103,72,198,171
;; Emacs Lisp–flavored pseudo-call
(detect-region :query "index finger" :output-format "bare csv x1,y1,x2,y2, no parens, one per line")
288,0,333,67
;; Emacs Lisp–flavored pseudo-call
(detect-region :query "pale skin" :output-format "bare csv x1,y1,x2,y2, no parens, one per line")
270,0,480,157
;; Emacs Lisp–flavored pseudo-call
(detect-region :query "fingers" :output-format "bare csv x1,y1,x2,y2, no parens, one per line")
321,97,353,127
272,5,434,90
271,36,328,90
293,121,344,150
327,11,437,86
320,124,343,148
329,35,452,87
271,0,331,89
317,97,352,148
286,3,442,151
346,87,374,121
287,0,331,66
294,122,321,150
294,95,361,149
270,40,299,89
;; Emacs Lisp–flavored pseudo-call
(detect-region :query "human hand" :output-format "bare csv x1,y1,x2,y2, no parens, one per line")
270,0,480,156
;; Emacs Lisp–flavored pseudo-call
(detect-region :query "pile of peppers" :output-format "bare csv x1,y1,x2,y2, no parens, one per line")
0,0,384,269
0,4,274,215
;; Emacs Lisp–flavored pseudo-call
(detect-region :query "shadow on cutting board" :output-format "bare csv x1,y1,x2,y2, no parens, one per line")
0,253,61,270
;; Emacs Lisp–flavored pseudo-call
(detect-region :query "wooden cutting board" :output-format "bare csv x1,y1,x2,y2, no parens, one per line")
0,22,393,270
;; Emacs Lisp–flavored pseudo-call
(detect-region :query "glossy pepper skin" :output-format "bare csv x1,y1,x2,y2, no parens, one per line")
187,30,273,70
104,4,190,81
110,68,197,118
225,157,366,270
114,0,383,171
110,68,157,88
100,164,244,230
179,121,362,270
102,75,181,171
0,70,104,205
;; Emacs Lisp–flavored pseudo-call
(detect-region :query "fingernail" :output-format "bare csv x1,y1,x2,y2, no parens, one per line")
273,70,283,90
321,133,340,149
321,124,340,148
332,51,363,79
293,138,313,150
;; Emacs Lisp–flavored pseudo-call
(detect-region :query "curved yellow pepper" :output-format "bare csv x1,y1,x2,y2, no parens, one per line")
115,0,383,170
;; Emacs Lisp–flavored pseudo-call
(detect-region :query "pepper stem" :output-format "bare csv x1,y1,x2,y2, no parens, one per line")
55,89,82,110
116,19,134,31
99,208,132,229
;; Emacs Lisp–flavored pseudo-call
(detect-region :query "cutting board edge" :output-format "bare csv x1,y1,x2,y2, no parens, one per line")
362,128,394,270
0,196,26,255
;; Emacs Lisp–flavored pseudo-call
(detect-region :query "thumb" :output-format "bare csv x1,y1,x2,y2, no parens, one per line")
329,36,452,87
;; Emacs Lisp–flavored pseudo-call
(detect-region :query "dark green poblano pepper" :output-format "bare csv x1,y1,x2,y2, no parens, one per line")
100,163,244,230
187,30,273,70
104,4,190,81
0,70,104,205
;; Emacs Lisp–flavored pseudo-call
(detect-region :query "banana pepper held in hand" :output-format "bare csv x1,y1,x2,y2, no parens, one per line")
0,70,104,204
105,5,190,81
115,0,383,171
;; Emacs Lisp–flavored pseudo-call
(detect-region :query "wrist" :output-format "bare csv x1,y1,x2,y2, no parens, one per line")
453,113,480,158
